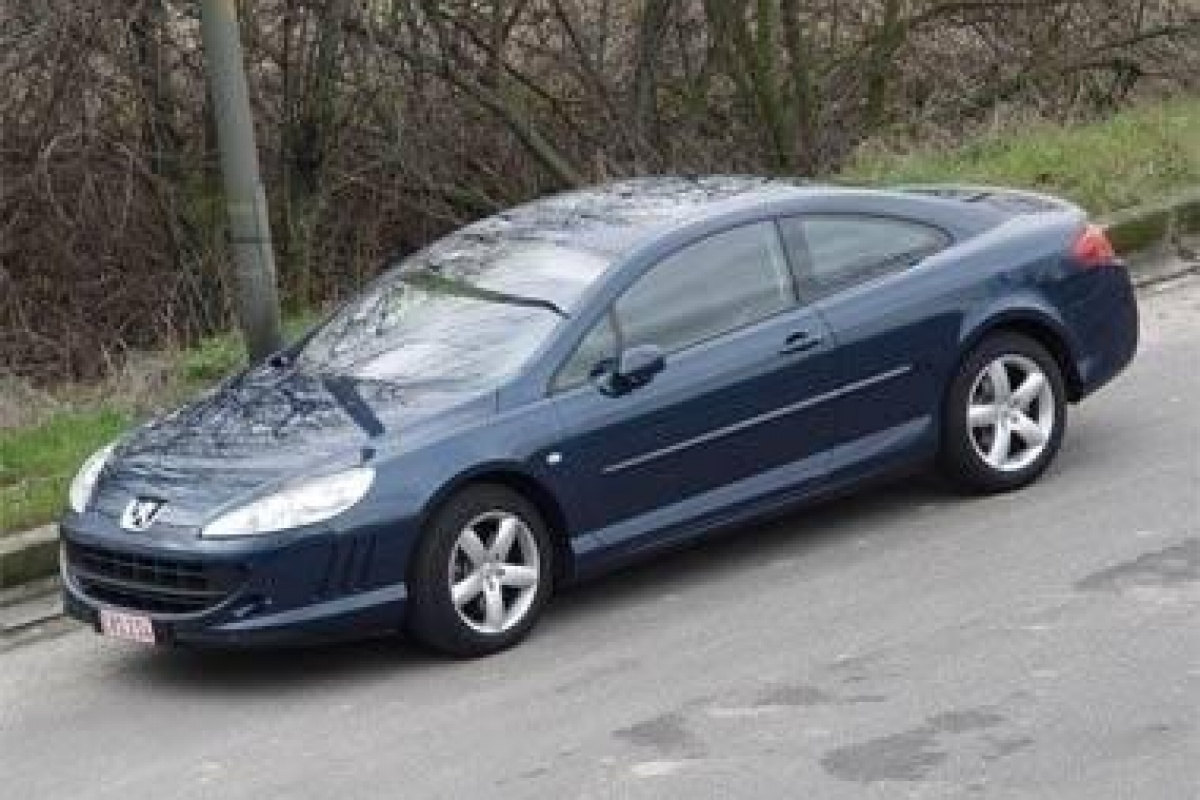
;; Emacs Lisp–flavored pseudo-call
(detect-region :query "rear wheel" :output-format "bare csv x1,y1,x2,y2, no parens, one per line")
406,485,553,657
940,333,1066,494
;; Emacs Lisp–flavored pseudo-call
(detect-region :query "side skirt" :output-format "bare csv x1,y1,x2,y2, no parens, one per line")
568,418,936,581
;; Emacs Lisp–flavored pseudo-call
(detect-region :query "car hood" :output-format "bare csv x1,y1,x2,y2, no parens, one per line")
92,364,491,527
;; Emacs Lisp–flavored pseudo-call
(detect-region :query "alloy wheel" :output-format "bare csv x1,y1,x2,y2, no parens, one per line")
447,511,541,635
967,354,1056,473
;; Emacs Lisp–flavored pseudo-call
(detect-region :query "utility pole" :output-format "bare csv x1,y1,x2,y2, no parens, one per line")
200,0,282,361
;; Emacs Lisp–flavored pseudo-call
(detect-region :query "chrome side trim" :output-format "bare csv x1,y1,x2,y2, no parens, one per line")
601,364,914,475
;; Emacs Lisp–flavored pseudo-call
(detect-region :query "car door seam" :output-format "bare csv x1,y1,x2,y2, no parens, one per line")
601,364,914,475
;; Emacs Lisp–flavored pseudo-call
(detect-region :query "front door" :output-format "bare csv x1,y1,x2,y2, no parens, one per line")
548,221,841,551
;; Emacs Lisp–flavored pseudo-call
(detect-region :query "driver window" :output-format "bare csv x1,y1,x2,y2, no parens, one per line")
552,222,795,393
616,222,795,354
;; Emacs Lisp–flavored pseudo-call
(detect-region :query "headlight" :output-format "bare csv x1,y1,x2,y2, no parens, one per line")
68,444,116,513
202,467,375,539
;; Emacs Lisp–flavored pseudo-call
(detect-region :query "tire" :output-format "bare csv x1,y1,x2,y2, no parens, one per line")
939,332,1067,494
406,484,554,658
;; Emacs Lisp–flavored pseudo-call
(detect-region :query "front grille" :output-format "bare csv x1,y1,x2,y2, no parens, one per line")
66,542,244,615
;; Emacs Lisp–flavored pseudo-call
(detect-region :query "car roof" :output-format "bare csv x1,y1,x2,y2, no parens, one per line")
395,177,816,309
475,176,813,254
394,176,1036,313
429,177,815,260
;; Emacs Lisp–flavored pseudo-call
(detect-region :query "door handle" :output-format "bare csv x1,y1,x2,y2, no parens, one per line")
780,331,823,355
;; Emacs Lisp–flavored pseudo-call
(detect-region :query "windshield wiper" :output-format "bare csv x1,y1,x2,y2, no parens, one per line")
404,271,568,318
321,375,386,438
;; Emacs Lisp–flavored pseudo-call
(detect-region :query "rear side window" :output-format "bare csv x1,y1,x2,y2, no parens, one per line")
615,221,795,353
781,215,948,295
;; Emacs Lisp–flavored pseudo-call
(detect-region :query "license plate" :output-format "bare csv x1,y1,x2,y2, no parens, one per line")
98,609,157,645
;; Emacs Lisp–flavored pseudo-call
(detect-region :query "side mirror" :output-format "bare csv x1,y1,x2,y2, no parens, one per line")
620,344,666,386
593,344,666,395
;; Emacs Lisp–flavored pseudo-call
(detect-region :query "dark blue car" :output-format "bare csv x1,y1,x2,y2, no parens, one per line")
61,177,1138,656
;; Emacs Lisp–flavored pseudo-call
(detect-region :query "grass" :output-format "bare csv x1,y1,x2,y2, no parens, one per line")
842,97,1200,215
180,311,322,383
0,408,132,533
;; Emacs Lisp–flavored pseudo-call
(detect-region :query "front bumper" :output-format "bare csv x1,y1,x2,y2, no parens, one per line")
60,512,411,647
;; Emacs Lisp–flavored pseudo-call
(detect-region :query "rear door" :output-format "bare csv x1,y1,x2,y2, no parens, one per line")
778,214,955,464
548,221,841,549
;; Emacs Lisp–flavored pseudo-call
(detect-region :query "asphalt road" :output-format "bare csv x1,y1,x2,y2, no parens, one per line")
2,276,1197,800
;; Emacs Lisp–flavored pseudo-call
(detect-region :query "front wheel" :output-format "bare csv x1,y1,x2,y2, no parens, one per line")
940,333,1067,494
406,485,553,658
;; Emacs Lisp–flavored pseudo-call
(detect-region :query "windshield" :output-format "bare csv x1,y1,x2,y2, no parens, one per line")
296,239,611,392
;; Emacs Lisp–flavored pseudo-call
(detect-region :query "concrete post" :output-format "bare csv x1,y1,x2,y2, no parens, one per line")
200,0,283,361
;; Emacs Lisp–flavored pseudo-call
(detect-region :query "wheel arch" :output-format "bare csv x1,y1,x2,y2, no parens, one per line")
421,464,575,585
956,309,1083,403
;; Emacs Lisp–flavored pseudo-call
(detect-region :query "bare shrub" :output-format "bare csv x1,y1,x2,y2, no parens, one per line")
1,0,1196,381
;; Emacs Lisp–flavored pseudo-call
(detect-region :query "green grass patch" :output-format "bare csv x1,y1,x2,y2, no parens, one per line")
179,330,246,384
0,408,132,534
180,312,321,384
843,98,1200,215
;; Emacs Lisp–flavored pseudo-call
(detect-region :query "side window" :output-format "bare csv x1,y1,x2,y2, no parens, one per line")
781,215,948,295
615,222,795,354
553,314,617,392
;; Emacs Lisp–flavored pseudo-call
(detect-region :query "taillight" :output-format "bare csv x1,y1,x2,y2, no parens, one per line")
1072,224,1117,268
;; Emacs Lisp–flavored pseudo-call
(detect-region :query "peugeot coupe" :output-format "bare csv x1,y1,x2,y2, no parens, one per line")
61,177,1138,656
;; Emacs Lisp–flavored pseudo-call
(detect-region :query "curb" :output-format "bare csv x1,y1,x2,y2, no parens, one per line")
0,526,58,592
1102,188,1200,256
0,576,62,635
0,190,1197,595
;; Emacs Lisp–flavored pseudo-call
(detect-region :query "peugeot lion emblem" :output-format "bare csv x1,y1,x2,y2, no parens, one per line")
121,498,165,532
